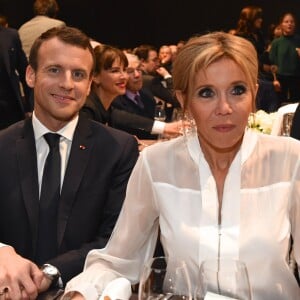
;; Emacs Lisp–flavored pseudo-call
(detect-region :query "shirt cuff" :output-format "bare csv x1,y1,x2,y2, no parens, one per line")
164,74,172,79
151,121,166,134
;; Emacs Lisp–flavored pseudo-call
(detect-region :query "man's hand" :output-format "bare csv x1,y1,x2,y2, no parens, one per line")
156,66,171,78
0,246,44,299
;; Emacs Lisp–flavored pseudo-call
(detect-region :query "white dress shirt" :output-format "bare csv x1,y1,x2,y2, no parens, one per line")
32,112,78,194
65,129,300,300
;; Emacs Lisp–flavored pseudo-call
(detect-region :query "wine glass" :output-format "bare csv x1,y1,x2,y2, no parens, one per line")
281,112,294,136
195,259,252,300
154,104,167,122
138,256,192,300
154,104,167,141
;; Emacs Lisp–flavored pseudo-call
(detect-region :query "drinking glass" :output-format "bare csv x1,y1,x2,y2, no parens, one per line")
138,256,192,300
154,104,167,140
154,104,167,122
195,259,252,300
281,112,294,136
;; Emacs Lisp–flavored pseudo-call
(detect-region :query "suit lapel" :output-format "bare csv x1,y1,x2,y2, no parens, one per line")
57,117,95,246
16,119,40,253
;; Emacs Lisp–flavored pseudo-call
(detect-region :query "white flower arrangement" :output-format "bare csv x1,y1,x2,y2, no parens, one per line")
248,110,278,135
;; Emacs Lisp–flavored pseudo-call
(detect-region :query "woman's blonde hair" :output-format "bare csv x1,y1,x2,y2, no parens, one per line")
173,32,258,111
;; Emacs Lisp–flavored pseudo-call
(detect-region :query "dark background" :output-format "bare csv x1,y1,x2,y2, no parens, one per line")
1,0,299,49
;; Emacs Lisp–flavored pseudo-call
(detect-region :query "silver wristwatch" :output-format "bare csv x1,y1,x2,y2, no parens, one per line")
41,264,61,285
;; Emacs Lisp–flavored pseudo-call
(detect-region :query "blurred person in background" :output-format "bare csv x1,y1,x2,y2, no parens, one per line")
134,44,180,120
82,45,183,141
158,45,173,73
0,14,32,129
112,52,184,139
269,12,300,104
235,5,279,112
19,0,65,59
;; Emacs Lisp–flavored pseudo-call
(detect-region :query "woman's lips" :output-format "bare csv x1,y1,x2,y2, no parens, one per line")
213,124,235,132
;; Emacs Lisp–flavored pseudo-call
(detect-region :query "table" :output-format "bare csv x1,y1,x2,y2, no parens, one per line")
37,289,139,299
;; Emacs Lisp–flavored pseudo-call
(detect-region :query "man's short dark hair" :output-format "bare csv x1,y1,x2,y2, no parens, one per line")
134,44,157,61
29,26,95,77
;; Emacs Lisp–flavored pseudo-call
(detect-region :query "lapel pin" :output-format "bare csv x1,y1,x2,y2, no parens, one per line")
79,145,86,150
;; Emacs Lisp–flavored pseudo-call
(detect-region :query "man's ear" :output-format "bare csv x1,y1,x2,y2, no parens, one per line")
26,65,36,88
92,74,101,86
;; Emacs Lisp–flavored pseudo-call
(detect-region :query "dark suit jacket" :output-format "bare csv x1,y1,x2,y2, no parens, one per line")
0,27,32,124
81,91,156,139
113,89,156,119
141,71,179,108
112,90,158,139
0,116,139,284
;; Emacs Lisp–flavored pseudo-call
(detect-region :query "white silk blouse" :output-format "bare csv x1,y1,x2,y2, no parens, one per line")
65,129,300,300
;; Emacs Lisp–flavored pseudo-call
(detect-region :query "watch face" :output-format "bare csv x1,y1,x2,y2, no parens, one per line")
43,264,59,277
45,265,58,276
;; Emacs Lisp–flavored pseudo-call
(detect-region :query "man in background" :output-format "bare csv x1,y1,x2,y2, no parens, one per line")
0,14,32,129
133,44,180,120
19,0,66,58
112,52,183,139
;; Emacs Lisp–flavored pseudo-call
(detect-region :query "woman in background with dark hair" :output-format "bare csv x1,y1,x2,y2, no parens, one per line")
235,5,265,61
235,5,280,112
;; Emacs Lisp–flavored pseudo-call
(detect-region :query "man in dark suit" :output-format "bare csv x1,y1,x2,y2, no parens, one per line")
0,16,32,129
0,26,138,299
133,44,180,120
112,53,183,140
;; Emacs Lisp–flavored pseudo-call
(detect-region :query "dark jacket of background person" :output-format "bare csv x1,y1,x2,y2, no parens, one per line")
81,91,157,139
112,89,158,139
0,116,139,284
0,26,32,129
269,35,300,77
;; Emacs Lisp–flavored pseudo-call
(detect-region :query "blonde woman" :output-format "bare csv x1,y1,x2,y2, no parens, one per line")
65,32,300,300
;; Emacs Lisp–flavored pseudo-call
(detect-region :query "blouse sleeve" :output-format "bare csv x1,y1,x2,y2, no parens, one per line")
64,150,160,298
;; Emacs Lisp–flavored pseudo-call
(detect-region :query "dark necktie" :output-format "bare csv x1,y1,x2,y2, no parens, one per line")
36,133,61,264
134,94,144,109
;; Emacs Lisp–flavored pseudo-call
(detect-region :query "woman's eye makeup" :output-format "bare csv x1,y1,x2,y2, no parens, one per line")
198,87,214,98
196,84,248,98
231,84,247,95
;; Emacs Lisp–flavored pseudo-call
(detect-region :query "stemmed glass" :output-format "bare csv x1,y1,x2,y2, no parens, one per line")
195,259,252,300
154,103,167,122
154,104,167,141
281,112,294,136
138,256,192,300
